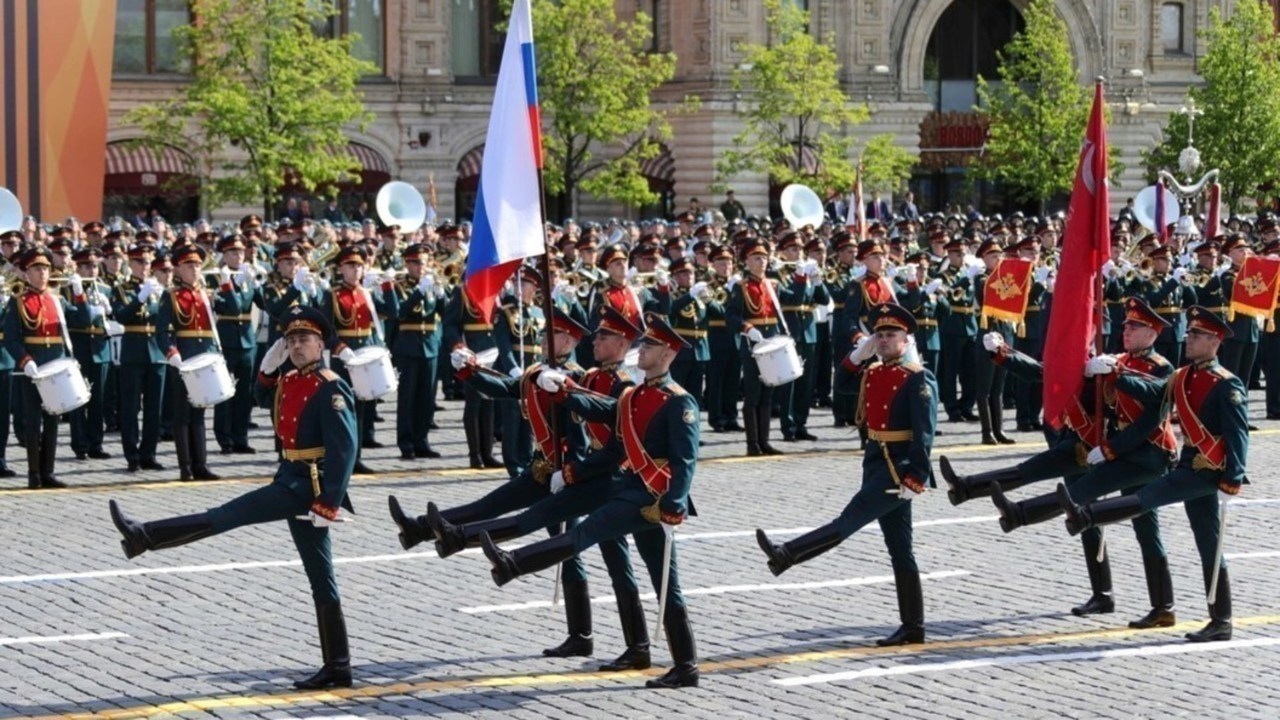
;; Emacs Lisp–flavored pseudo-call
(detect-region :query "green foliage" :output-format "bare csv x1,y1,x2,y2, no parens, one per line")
860,134,917,194
1141,2,1280,209
716,0,868,192
529,0,688,214
124,0,376,217
974,0,1090,207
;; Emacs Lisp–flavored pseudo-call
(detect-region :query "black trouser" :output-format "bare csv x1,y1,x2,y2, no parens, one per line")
0,369,11,469
1219,339,1257,398
813,323,832,403
941,332,976,416
781,340,816,435
120,364,166,464
1013,336,1042,427
69,357,108,455
670,358,705,410
214,348,254,449
394,354,438,454
170,366,210,472
103,362,119,429
705,347,740,429
17,377,57,482
1263,331,1280,416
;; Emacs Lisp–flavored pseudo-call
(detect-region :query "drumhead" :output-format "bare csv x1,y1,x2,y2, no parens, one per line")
752,335,796,356
180,352,225,372
32,357,77,379
346,345,390,367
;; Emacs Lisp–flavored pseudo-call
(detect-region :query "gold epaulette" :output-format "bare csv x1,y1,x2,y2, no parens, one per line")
1211,366,1233,379
1150,354,1169,367
902,361,925,374
318,369,340,382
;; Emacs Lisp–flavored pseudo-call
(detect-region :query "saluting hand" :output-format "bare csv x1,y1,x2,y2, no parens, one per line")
260,338,288,374
850,335,876,363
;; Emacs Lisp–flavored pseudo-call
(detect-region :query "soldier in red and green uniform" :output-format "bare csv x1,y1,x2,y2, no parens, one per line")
757,303,937,647
109,305,359,689
478,314,703,689
4,247,90,488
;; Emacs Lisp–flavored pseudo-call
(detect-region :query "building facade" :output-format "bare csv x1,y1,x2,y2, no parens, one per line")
107,0,1251,223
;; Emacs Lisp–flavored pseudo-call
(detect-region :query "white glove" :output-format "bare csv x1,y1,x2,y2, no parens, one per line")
882,264,898,281
551,280,570,303
219,266,232,286
68,275,83,296
1086,446,1106,465
293,266,312,292
982,332,1004,353
625,266,638,282
924,278,943,295
1034,266,1051,284
1045,277,1056,293
1084,354,1117,377
851,335,876,363
550,470,565,494
22,361,36,378
1214,261,1231,277
964,264,982,281
654,268,669,287
726,273,740,292
1101,259,1117,278
898,483,924,500
105,320,125,337
690,281,710,302
336,347,355,363
803,259,821,278
450,346,476,370
236,265,252,286
361,271,379,289
305,510,335,528
537,369,568,393
261,338,288,374
418,274,435,294
1218,489,1236,505
88,304,106,320
508,366,524,379
138,278,160,303
745,327,764,344
852,265,867,280
1172,267,1188,283
168,353,183,369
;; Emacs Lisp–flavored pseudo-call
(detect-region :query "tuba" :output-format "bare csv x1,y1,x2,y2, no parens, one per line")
779,184,825,230
376,181,428,234
0,188,21,234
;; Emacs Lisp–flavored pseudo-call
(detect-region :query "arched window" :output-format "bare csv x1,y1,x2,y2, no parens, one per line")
113,0,191,75
1161,3,1185,54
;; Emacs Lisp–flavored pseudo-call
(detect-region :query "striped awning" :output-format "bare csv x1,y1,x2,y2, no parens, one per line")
105,143,194,176
639,144,675,182
457,145,485,180
345,143,389,174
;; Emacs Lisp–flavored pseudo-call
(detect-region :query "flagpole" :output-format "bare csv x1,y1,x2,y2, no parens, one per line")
1092,77,1106,437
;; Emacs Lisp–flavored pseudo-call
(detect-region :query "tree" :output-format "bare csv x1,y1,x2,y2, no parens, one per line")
1141,2,1280,210
860,134,917,196
528,0,688,218
716,0,868,195
974,0,1090,212
125,0,377,218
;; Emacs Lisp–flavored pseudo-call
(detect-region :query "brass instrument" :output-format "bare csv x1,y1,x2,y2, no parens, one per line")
629,272,663,289
824,260,846,285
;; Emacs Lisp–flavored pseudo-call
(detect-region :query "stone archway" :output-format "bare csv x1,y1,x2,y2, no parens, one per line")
890,0,1103,97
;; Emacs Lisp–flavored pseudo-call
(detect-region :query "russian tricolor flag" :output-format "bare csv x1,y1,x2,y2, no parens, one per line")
463,0,545,320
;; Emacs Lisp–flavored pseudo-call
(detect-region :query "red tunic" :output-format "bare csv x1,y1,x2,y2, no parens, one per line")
619,382,674,495
859,362,916,432
171,285,213,331
601,283,641,326
20,291,63,339
1106,351,1177,453
276,368,327,450
333,286,375,331
742,277,777,321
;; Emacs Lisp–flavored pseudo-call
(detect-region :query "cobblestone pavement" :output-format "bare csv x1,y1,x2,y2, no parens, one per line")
0,389,1278,719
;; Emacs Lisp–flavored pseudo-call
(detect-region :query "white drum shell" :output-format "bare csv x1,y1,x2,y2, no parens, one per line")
32,358,90,415
180,352,235,408
752,335,803,387
346,346,398,400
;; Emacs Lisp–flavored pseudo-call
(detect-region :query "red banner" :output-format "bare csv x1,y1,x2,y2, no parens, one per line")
1229,255,1280,323
981,258,1034,326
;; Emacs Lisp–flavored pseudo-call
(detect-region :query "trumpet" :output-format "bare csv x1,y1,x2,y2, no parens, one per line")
628,272,664,289
365,268,408,286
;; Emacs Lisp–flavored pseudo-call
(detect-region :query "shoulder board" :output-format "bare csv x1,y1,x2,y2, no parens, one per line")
564,362,584,374
665,383,687,396
1211,366,1233,379
318,369,340,382
614,370,630,383
901,361,925,373
1149,354,1169,367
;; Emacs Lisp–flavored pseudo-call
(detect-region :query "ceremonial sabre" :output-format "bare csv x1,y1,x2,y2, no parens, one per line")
655,526,674,639
1207,500,1229,605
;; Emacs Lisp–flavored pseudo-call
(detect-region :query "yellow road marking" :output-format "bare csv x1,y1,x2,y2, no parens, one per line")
36,614,1280,718
10,428,1279,497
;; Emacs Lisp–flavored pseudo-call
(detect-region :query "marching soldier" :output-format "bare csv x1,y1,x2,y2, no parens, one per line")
212,234,260,454
477,314,703,689
4,248,90,488
1058,307,1248,643
66,247,114,460
388,243,443,459
108,306,359,688
494,267,545,479
114,243,167,472
989,298,1179,625
156,243,220,482
757,303,937,647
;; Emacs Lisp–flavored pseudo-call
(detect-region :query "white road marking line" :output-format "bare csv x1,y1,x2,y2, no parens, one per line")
773,636,1280,686
458,570,969,614
1225,550,1280,560
0,632,128,646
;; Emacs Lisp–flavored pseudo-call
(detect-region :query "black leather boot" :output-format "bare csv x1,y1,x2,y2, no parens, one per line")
25,434,41,489
978,401,997,445
1186,568,1232,642
756,525,843,577
877,569,925,646
644,605,698,689
387,495,430,551
481,530,577,587
191,425,220,480
1059,485,1144,537
743,407,761,456
478,409,503,468
991,486,1062,533
173,428,193,482
1071,530,1115,616
437,515,523,559
940,456,1026,506
109,499,214,559
294,602,353,689
758,406,783,456
990,398,1016,445
463,414,483,469
1130,554,1176,629
39,430,65,488
599,588,651,671
543,578,594,657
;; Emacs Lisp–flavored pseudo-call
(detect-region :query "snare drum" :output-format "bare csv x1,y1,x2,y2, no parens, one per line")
346,346,398,400
179,352,235,408
32,358,91,415
751,335,803,387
